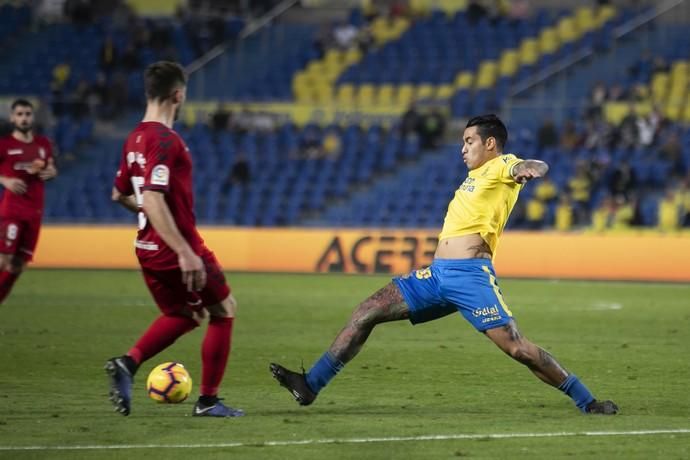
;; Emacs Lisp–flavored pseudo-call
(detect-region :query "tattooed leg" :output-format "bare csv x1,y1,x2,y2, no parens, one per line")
328,282,410,364
484,320,568,387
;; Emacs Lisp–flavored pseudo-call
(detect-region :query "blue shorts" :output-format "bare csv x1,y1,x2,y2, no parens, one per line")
393,258,514,332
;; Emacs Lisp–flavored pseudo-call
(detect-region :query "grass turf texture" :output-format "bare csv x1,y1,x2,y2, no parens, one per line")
0,270,688,459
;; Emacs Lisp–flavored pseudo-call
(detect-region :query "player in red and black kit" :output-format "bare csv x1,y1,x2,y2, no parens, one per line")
105,61,243,417
0,99,57,304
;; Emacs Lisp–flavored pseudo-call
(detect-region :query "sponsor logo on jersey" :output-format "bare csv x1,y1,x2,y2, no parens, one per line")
126,151,146,168
8,149,22,155
150,164,170,186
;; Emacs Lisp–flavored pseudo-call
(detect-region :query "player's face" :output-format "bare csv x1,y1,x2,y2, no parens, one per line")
461,126,493,170
10,105,34,134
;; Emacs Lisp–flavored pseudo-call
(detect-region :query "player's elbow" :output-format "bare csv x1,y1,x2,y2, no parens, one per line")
111,188,122,202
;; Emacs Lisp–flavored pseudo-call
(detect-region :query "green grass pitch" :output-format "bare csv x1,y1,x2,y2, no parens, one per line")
1,270,689,459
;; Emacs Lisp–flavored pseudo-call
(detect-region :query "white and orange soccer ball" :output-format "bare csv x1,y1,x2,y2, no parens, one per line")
146,362,192,403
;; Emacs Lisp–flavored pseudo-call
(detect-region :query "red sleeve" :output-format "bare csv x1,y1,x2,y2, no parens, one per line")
35,136,54,162
113,146,133,195
141,130,179,194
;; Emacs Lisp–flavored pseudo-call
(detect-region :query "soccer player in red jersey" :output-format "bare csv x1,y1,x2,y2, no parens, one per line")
0,99,57,303
105,61,243,418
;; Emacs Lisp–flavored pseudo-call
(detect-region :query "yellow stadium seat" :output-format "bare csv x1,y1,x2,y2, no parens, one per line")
539,28,559,54
671,60,688,76
314,84,333,104
664,102,682,121
294,85,314,103
438,0,468,15
435,84,455,100
519,39,539,65
683,101,690,123
499,50,519,77
603,102,630,125
396,84,415,106
557,17,578,42
575,7,595,34
476,61,497,89
377,84,395,105
596,5,616,27
651,73,669,103
324,49,343,65
336,84,355,105
357,84,376,107
344,47,362,64
454,71,474,89
409,0,430,16
415,84,435,100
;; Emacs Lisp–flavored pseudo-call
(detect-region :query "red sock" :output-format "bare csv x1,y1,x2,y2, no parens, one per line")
0,271,19,304
127,315,199,365
200,316,234,396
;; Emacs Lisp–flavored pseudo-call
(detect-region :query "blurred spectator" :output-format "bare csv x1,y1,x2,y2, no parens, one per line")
120,44,141,72
467,1,488,24
357,24,374,54
585,82,607,120
508,0,530,22
211,104,232,132
559,119,580,151
618,106,639,149
525,197,546,229
321,130,342,159
679,178,690,227
51,61,71,92
534,176,557,203
555,194,573,231
401,102,420,139
611,194,634,229
659,131,683,173
99,35,117,76
568,161,592,226
652,56,670,74
333,22,358,50
657,189,680,232
608,161,636,198
225,153,250,186
536,119,558,152
418,107,446,149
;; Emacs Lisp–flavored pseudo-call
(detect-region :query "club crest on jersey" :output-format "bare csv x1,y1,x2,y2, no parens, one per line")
38,147,46,159
151,164,170,186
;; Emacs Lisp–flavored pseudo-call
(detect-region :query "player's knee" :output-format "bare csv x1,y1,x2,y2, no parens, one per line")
351,301,383,328
207,294,237,318
507,343,536,366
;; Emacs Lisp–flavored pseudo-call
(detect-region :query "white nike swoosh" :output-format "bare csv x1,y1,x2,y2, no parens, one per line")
194,405,215,415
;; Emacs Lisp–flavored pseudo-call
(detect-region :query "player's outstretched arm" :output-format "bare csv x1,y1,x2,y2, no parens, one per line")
511,159,549,184
111,187,139,213
142,190,207,292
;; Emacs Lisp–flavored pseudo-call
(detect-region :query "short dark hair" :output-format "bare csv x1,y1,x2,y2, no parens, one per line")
466,114,508,151
144,61,187,102
11,99,33,111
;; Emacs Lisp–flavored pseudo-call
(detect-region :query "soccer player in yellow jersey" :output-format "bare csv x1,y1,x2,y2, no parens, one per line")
271,115,618,415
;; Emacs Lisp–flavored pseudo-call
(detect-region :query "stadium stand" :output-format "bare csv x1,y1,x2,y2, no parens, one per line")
2,1,689,232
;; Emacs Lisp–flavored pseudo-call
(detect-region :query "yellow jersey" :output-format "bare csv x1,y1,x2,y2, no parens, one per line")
439,154,523,254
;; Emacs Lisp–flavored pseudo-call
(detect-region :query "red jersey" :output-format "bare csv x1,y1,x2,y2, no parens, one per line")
114,121,204,270
0,134,53,219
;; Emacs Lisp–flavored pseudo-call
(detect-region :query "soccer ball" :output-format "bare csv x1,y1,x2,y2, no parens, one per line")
146,362,193,403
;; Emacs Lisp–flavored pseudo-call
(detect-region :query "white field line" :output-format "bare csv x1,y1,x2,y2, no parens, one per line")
1,428,689,451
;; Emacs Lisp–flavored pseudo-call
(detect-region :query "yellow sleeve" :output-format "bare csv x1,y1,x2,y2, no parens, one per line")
498,154,523,184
